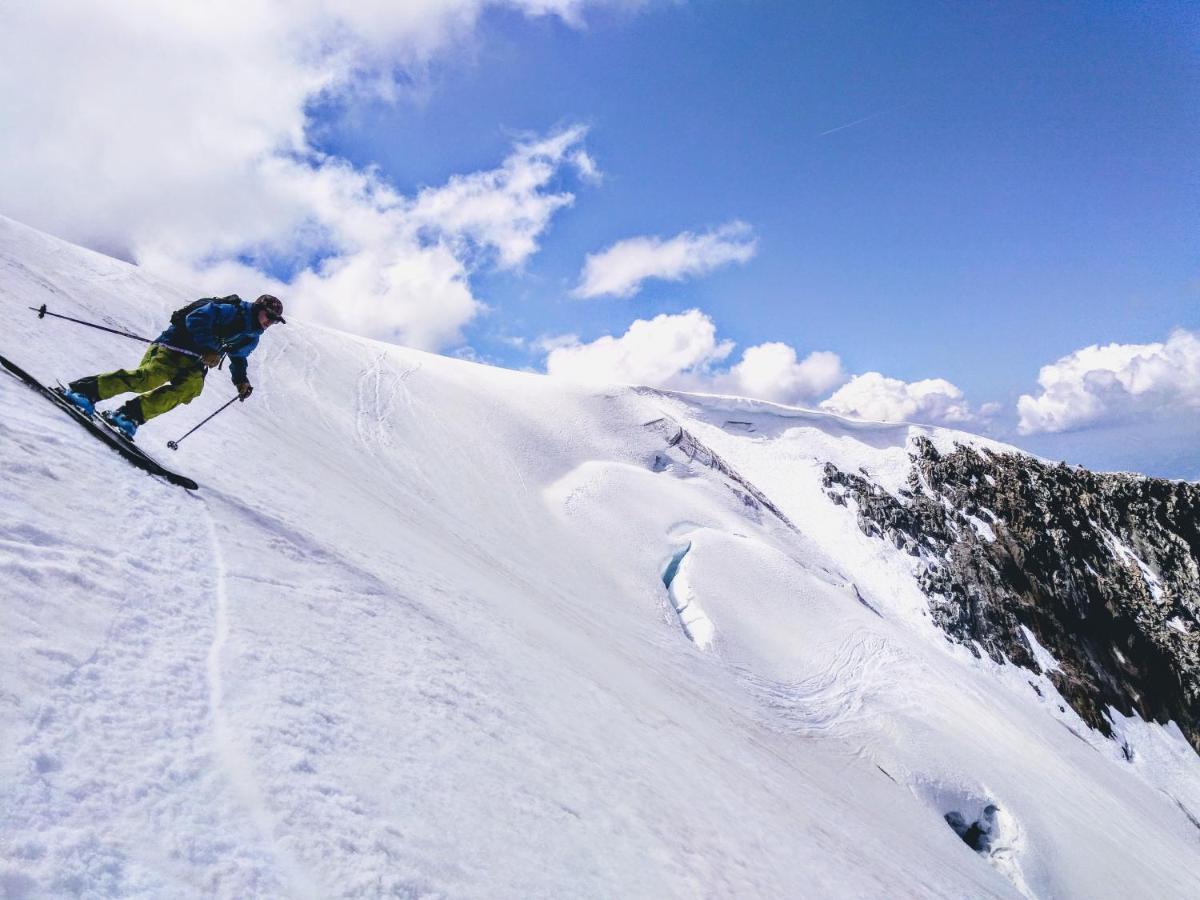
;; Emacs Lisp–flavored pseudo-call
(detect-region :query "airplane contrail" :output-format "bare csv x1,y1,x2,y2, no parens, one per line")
818,104,908,137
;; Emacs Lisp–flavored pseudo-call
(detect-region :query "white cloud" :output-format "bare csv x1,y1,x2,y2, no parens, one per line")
409,126,593,270
544,309,850,406
545,310,734,386
819,372,979,425
716,343,846,405
573,221,757,299
0,2,618,349
570,149,603,184
129,128,590,349
1017,330,1200,434
535,333,584,353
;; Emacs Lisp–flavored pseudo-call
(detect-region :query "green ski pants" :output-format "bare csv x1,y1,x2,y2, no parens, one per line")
96,346,206,422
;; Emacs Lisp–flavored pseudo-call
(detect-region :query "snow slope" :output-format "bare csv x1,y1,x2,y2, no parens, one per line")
1,215,1198,898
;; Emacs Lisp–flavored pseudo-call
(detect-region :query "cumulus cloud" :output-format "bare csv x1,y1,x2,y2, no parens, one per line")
819,373,979,425
716,343,846,405
545,310,735,386
0,2,617,348
573,221,757,299
128,126,592,349
409,127,594,270
544,309,850,405
1017,330,1200,434
541,310,1001,428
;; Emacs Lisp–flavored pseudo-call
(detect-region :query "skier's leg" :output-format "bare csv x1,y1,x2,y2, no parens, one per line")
117,366,205,424
73,346,178,401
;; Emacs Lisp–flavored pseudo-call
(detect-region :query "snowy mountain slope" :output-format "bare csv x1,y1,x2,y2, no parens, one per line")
1,215,1198,898
643,388,1200,747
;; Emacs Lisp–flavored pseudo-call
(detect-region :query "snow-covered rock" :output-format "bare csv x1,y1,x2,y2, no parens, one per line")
822,436,1200,751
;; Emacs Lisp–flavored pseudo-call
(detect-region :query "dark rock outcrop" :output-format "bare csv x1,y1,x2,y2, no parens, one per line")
824,437,1200,752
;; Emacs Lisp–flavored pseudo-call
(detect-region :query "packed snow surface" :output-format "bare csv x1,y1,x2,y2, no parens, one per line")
2,216,1199,898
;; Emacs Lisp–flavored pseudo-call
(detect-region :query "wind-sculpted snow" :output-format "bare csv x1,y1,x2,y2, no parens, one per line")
642,412,795,529
3,215,1200,898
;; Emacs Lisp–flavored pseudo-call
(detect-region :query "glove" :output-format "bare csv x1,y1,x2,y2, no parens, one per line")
236,382,253,402
200,350,222,368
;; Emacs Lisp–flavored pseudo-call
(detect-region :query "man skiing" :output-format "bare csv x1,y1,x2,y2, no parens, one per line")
63,294,285,439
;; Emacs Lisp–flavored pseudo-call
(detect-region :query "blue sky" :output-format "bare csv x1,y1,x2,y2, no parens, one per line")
2,1,1197,476
316,1,1196,380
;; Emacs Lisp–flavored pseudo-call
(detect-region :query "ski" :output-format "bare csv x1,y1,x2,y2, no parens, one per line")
0,353,199,491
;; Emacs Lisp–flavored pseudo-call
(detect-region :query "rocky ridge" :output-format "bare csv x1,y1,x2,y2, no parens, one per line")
823,437,1200,752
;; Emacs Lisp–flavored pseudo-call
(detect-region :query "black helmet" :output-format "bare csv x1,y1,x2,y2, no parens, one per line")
254,294,286,324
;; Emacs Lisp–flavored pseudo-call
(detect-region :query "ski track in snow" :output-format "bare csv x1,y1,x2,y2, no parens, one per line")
0,390,290,895
349,340,424,454
743,633,902,735
0,364,313,895
200,501,315,899
354,351,393,451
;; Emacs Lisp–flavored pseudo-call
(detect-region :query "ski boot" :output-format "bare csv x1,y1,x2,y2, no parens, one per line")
102,409,139,441
62,377,100,416
61,389,96,416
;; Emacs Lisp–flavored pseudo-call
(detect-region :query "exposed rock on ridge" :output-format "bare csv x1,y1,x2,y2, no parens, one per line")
823,437,1200,752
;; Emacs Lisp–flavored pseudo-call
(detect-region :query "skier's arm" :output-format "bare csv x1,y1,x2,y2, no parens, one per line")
229,353,254,401
227,332,259,386
228,354,249,385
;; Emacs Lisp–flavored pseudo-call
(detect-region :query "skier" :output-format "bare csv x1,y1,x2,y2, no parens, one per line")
62,294,286,439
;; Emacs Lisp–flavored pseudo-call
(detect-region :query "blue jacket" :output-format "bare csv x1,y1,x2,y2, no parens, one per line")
157,299,264,384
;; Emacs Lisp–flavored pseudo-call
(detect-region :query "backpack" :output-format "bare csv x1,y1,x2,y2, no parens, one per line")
170,295,243,332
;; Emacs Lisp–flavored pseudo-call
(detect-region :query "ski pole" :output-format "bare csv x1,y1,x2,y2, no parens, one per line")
30,304,201,359
167,396,239,451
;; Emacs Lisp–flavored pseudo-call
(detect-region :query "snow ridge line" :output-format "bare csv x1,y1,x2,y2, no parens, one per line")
200,500,317,899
